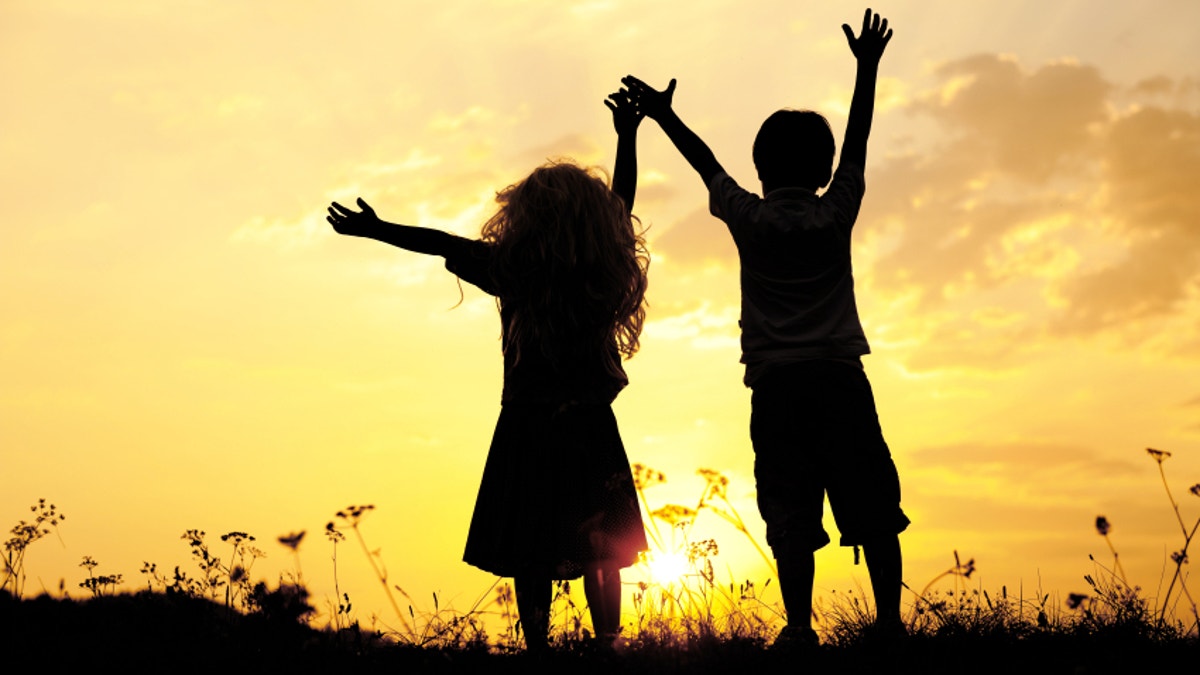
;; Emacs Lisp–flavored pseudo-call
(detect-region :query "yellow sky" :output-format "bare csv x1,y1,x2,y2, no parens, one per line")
3,0,1199,628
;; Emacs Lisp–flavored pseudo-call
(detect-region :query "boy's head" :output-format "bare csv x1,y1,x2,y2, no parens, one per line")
753,109,835,192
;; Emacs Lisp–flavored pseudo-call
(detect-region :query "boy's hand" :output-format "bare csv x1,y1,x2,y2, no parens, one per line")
605,88,643,136
842,8,893,62
621,76,676,121
326,198,381,237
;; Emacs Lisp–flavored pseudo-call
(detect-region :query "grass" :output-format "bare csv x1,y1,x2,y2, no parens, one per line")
3,449,1198,672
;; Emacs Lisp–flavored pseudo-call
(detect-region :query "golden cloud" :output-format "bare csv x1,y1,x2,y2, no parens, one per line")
863,56,1200,369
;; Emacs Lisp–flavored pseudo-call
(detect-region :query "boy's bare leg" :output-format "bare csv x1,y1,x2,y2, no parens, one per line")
583,562,622,639
515,575,551,651
776,551,816,636
862,534,903,629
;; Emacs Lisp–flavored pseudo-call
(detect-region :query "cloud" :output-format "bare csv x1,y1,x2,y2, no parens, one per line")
643,301,739,350
517,133,606,168
230,213,326,249
909,441,1139,478
860,55,1200,370
1054,105,1200,334
903,441,1146,533
649,206,736,268
911,55,1110,180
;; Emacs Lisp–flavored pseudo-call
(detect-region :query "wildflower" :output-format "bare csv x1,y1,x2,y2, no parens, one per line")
1066,593,1088,610
1189,484,1200,498
698,468,730,502
221,531,254,545
495,584,513,605
1170,550,1188,565
1146,447,1171,463
650,504,697,526
1095,516,1111,536
953,555,976,579
687,538,719,563
632,463,667,490
278,531,306,550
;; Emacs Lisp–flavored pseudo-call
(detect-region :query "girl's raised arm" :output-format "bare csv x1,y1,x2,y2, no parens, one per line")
605,89,642,213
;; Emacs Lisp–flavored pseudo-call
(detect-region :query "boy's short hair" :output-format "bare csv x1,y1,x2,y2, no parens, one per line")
753,109,835,190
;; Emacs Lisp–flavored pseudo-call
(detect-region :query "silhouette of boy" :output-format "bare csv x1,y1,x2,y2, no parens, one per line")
622,9,907,645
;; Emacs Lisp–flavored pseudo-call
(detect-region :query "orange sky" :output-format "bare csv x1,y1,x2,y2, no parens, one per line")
3,0,1199,631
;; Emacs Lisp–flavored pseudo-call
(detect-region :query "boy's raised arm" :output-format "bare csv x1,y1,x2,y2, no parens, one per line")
840,9,893,170
622,76,724,188
327,198,457,255
605,88,643,213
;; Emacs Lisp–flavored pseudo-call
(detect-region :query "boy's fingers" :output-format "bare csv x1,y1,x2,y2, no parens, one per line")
665,78,677,96
356,197,373,213
622,75,650,91
841,23,854,42
604,99,616,112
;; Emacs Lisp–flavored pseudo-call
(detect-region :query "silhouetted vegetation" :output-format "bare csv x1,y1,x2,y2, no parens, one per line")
3,449,1196,672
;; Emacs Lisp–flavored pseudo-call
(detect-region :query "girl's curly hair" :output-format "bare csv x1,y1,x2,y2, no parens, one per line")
480,160,649,378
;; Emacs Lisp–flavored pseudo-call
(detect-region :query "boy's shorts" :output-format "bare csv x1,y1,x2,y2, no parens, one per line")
749,359,910,557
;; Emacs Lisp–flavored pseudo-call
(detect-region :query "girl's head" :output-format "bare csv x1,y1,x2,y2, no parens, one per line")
480,160,649,370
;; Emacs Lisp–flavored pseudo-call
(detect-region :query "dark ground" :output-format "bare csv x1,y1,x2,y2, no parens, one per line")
2,590,1195,674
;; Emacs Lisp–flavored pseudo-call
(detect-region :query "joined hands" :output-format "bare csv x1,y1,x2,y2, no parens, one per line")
619,76,676,121
605,88,644,136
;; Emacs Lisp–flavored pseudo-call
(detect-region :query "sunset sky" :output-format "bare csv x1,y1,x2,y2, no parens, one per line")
4,0,1199,630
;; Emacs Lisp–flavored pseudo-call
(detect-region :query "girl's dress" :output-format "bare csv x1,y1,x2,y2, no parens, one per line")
443,237,648,579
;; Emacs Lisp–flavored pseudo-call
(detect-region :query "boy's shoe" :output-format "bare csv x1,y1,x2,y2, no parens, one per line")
771,624,820,653
580,632,627,662
861,620,908,649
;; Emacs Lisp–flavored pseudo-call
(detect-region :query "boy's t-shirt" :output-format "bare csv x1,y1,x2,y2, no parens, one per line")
708,163,870,387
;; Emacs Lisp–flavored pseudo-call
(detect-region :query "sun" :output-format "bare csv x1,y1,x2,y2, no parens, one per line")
644,549,690,586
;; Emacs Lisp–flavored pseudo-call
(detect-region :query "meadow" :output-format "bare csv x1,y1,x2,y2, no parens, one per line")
3,449,1196,673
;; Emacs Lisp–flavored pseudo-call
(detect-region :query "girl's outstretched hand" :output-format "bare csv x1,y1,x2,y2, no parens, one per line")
327,198,380,237
605,88,644,136
842,8,893,62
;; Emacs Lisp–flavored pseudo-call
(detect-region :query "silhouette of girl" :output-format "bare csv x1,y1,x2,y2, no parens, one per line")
325,92,649,649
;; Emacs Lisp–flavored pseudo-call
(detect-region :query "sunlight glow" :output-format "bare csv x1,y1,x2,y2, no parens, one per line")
645,550,690,587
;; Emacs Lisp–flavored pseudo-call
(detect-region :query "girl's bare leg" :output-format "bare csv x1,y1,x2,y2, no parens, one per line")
583,561,622,639
515,575,551,651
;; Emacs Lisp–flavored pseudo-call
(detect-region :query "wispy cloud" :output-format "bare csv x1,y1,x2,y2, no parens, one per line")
856,55,1200,370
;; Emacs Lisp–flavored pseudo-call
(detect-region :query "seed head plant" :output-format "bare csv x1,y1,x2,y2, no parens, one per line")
1143,447,1199,631
328,504,416,638
78,555,123,598
2,499,65,598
